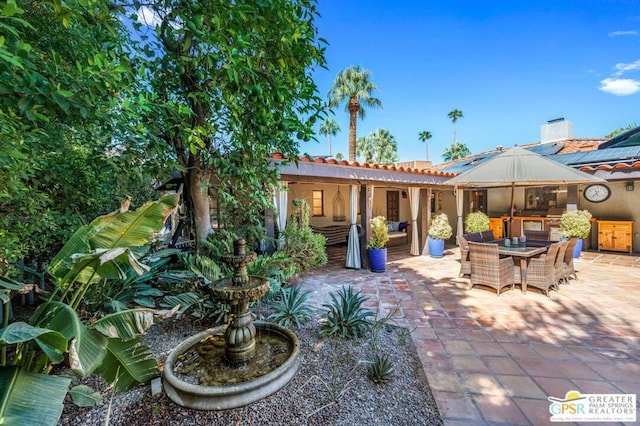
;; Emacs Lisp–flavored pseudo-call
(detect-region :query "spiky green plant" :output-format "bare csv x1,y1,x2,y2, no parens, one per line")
320,286,374,338
367,353,394,383
268,286,312,328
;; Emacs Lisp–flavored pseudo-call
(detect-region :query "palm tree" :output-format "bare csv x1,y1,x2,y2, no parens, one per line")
357,129,398,164
328,66,382,162
418,130,432,161
447,109,464,143
318,118,340,156
335,152,344,160
356,135,375,163
442,141,471,162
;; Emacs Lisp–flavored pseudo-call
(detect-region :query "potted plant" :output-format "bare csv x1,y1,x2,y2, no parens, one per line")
427,213,453,258
560,209,592,258
367,215,390,272
464,211,490,233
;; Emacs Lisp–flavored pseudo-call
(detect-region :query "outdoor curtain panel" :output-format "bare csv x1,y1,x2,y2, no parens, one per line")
346,184,361,269
274,181,288,249
409,187,421,255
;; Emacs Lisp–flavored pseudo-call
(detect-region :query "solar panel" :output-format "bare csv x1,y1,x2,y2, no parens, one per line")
528,143,563,156
552,146,640,166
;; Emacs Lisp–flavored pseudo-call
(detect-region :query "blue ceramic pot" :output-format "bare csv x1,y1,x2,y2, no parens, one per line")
428,237,445,258
573,238,583,258
368,247,387,272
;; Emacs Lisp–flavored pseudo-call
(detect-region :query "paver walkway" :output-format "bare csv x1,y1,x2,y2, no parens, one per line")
301,245,640,425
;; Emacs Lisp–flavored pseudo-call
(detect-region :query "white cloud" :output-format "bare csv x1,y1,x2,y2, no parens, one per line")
598,78,640,96
613,59,640,76
609,30,638,37
137,6,162,27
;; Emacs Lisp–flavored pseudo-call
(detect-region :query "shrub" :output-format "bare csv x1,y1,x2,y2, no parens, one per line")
282,199,327,273
428,213,453,240
464,211,490,233
560,210,592,238
367,216,389,249
320,286,375,338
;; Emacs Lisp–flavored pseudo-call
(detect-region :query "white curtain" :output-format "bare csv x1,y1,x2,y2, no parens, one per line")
456,186,464,239
274,181,288,249
346,185,361,268
409,187,421,255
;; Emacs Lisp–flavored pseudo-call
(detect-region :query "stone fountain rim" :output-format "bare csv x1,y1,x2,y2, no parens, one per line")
163,322,301,410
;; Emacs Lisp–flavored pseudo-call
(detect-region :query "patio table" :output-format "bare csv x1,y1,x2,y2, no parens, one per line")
491,239,550,293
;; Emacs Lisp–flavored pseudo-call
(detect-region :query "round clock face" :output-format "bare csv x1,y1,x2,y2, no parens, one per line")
583,184,611,203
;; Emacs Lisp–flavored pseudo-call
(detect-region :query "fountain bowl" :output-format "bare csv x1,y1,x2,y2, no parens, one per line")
163,322,301,410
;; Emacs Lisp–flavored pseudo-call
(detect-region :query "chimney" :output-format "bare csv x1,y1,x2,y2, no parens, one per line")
541,118,573,143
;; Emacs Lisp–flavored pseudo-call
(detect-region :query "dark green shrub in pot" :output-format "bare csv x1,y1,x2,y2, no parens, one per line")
367,216,389,272
464,211,490,233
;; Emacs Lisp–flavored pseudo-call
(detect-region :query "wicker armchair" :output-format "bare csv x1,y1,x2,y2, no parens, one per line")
520,241,562,297
523,229,550,241
563,237,579,281
457,235,471,276
468,242,514,296
554,240,568,285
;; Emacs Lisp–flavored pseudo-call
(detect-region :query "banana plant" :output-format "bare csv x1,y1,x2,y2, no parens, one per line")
0,194,179,425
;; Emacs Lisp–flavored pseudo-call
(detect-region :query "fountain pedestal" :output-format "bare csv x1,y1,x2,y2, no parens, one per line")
163,238,300,410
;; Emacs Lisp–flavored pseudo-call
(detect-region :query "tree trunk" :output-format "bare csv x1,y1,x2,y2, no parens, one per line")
348,98,360,162
187,168,213,250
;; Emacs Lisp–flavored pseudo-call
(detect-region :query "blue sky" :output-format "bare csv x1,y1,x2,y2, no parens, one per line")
305,0,640,164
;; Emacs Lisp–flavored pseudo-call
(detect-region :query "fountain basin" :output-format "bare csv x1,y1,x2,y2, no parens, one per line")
163,322,300,410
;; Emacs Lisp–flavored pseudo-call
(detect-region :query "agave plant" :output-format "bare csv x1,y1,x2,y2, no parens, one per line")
367,353,395,384
0,194,178,425
268,286,312,328
320,286,375,338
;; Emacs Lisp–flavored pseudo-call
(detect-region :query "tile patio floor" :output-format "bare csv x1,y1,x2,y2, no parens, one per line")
300,244,640,425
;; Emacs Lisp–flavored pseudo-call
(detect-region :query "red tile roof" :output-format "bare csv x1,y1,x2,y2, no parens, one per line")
271,153,457,177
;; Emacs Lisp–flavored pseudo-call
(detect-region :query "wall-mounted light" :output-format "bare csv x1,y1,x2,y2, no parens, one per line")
625,181,634,191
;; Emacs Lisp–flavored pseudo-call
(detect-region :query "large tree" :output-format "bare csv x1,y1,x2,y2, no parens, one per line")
442,141,471,162
418,130,432,161
319,118,340,156
130,0,327,248
327,66,382,162
0,0,156,263
448,109,464,143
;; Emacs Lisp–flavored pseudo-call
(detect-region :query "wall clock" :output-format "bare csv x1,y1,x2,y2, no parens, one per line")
583,184,611,203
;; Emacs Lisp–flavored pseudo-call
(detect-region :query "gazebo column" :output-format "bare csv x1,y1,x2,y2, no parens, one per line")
360,184,373,269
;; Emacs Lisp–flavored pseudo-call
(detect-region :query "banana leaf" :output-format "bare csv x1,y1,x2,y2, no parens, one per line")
93,309,155,341
0,322,68,365
94,337,158,392
29,302,107,378
0,366,71,426
63,247,150,287
48,194,179,286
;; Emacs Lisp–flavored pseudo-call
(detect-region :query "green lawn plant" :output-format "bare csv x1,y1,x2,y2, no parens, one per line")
464,211,490,233
0,194,179,426
320,286,375,338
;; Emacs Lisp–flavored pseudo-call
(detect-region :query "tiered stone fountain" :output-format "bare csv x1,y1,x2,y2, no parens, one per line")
163,239,300,410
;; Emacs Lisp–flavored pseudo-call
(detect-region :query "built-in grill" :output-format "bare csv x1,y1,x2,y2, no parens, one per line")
546,208,563,240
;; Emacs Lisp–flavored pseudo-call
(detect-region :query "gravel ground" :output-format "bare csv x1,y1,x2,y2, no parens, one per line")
58,306,442,426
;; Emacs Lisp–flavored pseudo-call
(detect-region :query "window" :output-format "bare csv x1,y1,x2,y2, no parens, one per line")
386,191,399,221
525,186,558,211
312,190,324,216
